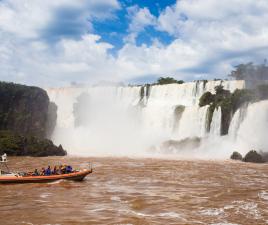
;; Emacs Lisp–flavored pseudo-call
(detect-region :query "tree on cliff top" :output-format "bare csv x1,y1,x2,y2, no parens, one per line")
156,77,184,85
229,61,268,80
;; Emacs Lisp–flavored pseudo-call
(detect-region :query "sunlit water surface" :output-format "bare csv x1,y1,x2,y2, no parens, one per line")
1,157,268,225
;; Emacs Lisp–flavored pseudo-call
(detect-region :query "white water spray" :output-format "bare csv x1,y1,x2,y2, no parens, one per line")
45,80,268,158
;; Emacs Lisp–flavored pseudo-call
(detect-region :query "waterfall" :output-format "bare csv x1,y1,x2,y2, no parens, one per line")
46,80,255,157
231,100,268,154
210,107,222,136
174,105,209,139
197,100,268,159
228,104,248,140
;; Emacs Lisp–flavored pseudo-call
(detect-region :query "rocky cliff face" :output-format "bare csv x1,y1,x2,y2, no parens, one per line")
0,82,51,138
0,82,66,156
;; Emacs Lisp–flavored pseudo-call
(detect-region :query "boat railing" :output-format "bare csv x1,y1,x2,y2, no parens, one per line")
88,162,93,172
0,153,10,174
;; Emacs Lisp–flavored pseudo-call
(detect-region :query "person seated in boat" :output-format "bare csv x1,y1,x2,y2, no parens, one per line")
58,165,63,174
33,169,39,176
27,171,34,176
66,165,73,174
61,165,67,174
52,166,58,175
45,166,51,176
40,167,45,176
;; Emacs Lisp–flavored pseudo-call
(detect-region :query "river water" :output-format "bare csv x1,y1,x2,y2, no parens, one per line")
1,157,268,225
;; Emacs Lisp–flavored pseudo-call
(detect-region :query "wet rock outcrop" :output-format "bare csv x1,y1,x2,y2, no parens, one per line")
230,150,266,163
160,137,201,153
243,150,265,163
230,151,243,160
45,102,57,138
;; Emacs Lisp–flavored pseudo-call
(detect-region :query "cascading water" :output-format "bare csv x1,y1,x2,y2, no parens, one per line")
229,100,268,154
45,79,268,158
210,107,222,136
228,104,248,140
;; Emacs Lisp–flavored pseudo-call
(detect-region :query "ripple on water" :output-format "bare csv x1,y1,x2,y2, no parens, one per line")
111,196,121,202
2,157,268,225
258,191,268,201
211,223,240,225
199,208,225,216
40,193,52,198
120,209,186,221
224,200,262,220
158,212,184,219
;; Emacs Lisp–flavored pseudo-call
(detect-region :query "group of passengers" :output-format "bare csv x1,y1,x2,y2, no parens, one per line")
32,165,73,176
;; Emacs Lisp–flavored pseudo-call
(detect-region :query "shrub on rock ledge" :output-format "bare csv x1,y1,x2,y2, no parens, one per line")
199,92,215,107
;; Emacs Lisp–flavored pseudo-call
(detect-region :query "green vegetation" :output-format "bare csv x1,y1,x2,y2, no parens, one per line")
256,84,268,100
229,62,268,80
200,85,234,134
0,130,66,156
199,92,215,107
231,89,255,112
199,84,268,135
156,77,184,85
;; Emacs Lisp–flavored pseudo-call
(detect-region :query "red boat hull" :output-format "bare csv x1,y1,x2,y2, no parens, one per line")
0,169,92,184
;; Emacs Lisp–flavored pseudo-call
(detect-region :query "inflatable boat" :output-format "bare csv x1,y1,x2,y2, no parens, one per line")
0,169,92,184
0,153,93,184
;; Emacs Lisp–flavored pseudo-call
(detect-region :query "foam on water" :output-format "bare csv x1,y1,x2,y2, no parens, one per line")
258,191,268,201
211,223,240,225
200,208,225,216
158,212,184,219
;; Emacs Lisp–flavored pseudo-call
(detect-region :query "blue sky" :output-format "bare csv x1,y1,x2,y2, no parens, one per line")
0,0,268,86
42,0,176,51
93,0,176,50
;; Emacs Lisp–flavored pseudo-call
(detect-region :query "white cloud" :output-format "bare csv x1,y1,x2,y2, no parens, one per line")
0,34,117,86
1,0,268,87
155,0,268,75
157,0,268,48
0,0,120,38
125,5,157,43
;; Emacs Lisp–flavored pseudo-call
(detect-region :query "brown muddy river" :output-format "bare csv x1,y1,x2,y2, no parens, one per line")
1,157,268,225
